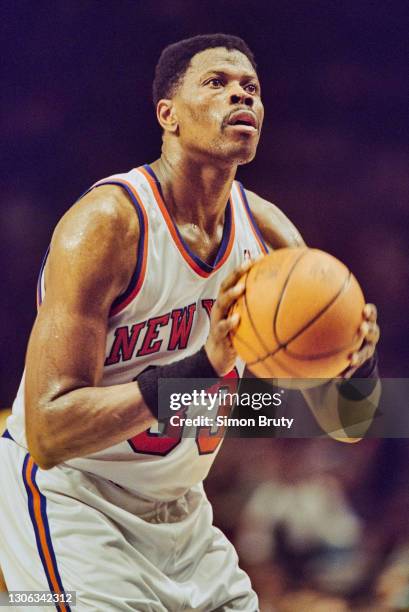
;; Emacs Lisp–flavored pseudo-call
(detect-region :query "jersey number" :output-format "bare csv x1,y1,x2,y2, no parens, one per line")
128,369,239,456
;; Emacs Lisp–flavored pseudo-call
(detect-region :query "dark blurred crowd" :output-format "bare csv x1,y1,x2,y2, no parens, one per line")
208,437,409,610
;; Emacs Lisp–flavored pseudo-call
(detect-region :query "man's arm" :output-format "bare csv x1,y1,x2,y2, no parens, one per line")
25,185,247,469
246,189,381,442
245,189,305,249
25,185,157,469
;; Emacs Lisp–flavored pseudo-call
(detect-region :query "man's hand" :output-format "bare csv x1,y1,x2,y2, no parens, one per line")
301,302,381,443
205,259,254,376
343,303,380,379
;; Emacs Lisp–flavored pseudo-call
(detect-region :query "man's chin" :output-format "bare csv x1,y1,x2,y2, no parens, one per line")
229,144,258,165
236,150,257,165
217,137,259,165
191,138,259,166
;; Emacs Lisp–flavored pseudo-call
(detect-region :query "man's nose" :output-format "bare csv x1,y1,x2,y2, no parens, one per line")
230,90,254,107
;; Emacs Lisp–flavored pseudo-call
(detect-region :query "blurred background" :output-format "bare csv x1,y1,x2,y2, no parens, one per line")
1,1,408,609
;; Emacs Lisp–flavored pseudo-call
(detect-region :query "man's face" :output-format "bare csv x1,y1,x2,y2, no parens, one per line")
170,47,264,165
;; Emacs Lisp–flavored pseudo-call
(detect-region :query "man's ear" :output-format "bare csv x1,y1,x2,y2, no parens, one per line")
156,99,178,134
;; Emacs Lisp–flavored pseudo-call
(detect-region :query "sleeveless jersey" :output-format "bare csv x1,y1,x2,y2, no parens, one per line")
8,165,268,501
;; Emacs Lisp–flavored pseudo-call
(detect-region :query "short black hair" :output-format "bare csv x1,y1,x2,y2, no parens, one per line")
152,33,257,106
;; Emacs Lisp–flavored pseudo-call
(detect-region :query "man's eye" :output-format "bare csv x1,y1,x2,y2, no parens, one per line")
245,83,257,94
207,78,223,87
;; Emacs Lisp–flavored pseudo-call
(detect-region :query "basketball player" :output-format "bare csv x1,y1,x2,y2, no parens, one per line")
0,34,379,611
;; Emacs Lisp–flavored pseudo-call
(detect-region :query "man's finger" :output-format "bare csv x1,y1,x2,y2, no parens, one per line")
358,321,369,338
217,282,245,315
350,342,375,368
365,323,380,344
216,314,240,338
220,260,252,292
363,303,377,322
357,321,379,345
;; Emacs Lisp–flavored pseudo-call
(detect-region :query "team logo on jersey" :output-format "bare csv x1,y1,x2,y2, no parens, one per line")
105,301,216,366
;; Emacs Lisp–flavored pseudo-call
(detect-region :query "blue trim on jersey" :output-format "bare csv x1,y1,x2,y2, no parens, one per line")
35,181,146,316
23,456,50,590
143,164,233,273
1,429,12,440
237,182,269,253
94,181,146,313
22,455,71,612
213,206,232,266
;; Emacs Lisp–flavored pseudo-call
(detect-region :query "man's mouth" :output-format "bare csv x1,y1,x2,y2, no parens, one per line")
226,110,258,133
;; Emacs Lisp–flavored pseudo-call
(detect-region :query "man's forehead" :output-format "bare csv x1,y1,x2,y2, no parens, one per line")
187,47,257,77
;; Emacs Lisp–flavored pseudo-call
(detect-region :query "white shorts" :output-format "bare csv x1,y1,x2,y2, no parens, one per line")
0,435,258,611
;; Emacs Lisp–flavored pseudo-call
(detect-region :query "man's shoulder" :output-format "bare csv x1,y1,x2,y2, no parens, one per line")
243,187,305,249
71,182,138,226
44,182,140,300
57,183,140,250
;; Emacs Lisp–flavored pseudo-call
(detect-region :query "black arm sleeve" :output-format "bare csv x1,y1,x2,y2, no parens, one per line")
137,347,218,419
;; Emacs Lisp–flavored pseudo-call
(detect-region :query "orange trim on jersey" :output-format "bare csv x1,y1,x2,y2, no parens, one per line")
24,457,69,612
235,182,269,254
138,166,235,278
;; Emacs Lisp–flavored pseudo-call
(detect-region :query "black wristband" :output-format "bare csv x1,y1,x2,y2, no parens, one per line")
137,347,218,420
352,352,378,379
338,352,379,401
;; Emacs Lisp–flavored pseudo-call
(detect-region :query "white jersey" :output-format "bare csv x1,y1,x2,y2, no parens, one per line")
7,164,268,501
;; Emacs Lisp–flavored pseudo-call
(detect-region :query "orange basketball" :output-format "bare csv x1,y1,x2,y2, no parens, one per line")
231,248,365,382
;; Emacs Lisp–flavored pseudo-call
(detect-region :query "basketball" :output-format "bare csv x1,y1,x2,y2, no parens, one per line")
231,248,365,381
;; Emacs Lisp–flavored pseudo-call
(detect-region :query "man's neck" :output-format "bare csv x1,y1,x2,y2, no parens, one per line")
149,152,237,235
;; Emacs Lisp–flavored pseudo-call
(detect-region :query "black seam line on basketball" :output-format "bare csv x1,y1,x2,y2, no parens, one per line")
247,345,301,375
241,252,308,359
233,328,263,361
285,334,361,360
243,248,309,366
246,338,291,366
276,268,352,351
273,248,309,345
242,268,274,358
247,270,352,367
247,338,357,367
